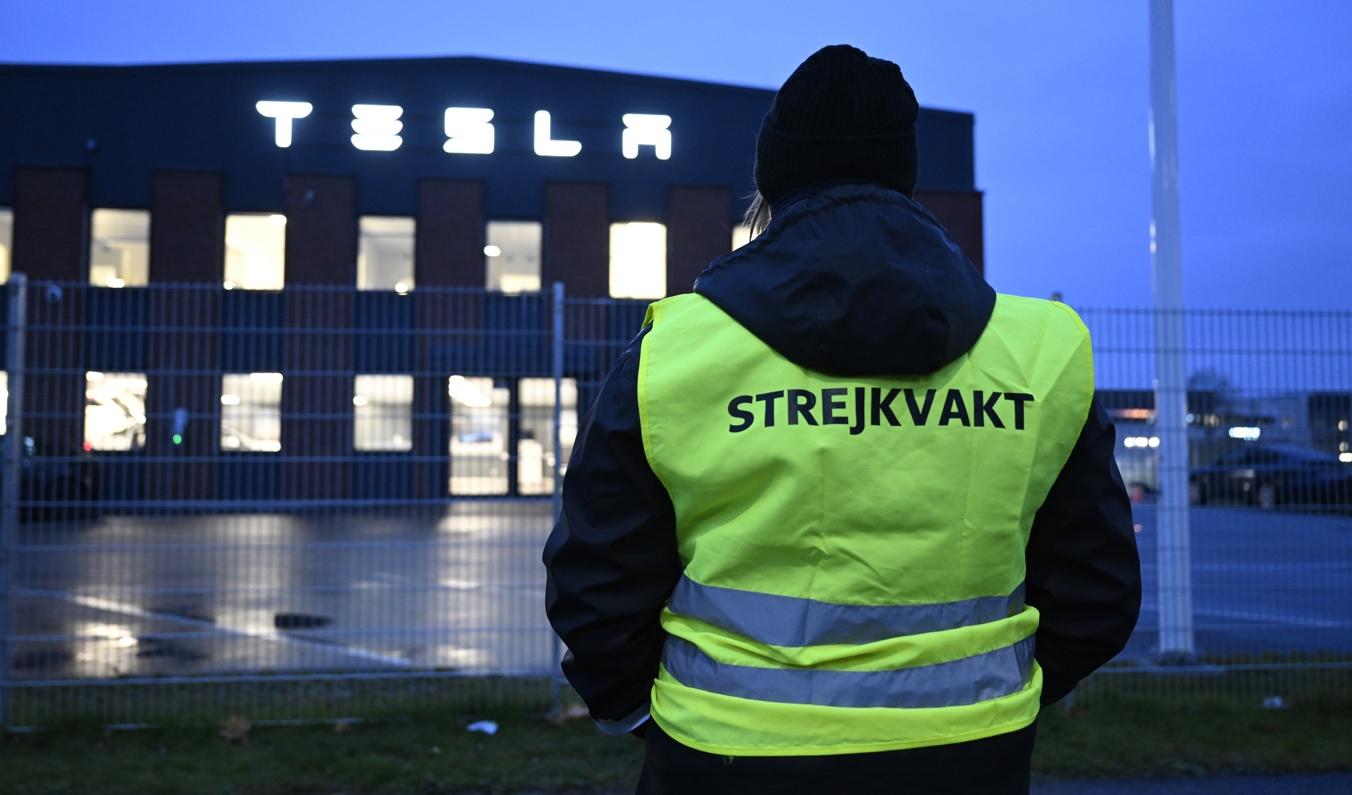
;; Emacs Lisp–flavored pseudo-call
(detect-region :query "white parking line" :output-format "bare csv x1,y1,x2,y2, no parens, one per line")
55,592,414,668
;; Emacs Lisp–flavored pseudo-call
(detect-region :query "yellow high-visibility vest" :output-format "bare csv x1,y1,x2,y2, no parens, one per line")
637,291,1094,756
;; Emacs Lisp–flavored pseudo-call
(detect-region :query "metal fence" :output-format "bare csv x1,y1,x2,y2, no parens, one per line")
0,278,1349,727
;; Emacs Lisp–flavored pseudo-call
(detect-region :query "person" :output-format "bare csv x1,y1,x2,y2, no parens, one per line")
543,44,1141,794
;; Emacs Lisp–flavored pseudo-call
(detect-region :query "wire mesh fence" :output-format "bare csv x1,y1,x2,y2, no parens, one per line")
0,279,1348,727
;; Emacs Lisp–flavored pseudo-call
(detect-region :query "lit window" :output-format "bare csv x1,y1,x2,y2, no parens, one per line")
0,208,12,283
449,375,510,495
485,221,541,293
358,216,414,292
0,371,7,435
732,223,752,251
609,222,666,299
354,375,412,451
518,377,578,495
84,372,147,451
225,213,286,290
89,209,149,288
221,373,282,452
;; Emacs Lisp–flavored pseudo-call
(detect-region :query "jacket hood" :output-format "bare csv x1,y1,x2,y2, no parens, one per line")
693,181,995,377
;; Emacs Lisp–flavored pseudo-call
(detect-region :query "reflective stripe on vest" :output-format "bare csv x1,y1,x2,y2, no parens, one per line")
663,634,1036,709
668,575,1025,647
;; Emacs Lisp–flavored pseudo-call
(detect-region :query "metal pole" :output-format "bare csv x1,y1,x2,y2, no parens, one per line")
0,274,28,726
1149,0,1195,658
548,281,566,710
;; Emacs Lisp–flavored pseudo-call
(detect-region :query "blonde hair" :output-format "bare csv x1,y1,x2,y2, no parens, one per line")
741,190,772,238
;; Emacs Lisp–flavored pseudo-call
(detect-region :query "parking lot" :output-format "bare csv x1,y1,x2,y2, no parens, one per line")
1130,503,1352,657
6,502,1351,682
8,502,559,680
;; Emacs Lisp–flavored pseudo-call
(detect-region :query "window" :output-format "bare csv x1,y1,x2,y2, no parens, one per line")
89,209,149,288
609,222,666,299
449,375,510,494
0,208,12,283
358,216,414,292
0,371,7,435
221,373,282,452
354,375,412,451
518,377,578,495
732,223,752,251
485,221,541,293
225,213,286,290
84,372,147,451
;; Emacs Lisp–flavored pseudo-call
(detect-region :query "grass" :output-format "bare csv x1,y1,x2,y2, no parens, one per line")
1033,693,1352,778
2,680,1351,794
0,706,645,795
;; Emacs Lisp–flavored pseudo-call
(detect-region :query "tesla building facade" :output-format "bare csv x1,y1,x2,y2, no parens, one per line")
0,57,985,501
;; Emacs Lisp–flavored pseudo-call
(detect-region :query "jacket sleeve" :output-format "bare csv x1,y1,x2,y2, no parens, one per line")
1025,394,1142,705
542,328,681,734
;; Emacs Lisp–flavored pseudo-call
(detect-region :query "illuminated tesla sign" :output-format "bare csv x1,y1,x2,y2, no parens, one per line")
256,100,672,160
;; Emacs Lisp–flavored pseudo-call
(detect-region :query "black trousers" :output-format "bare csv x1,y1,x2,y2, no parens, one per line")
635,720,1037,795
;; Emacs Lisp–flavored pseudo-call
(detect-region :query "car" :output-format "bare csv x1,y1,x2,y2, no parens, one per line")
0,434,102,520
1189,444,1352,510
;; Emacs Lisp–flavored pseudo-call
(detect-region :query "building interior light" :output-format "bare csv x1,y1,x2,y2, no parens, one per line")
1123,436,1161,449
608,221,667,299
352,395,368,407
1340,452,1352,464
225,214,287,291
1228,426,1262,441
448,374,493,408
394,281,410,295
220,394,241,406
483,245,502,257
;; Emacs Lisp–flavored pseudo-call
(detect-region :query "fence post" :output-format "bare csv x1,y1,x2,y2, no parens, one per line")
1149,0,1195,658
549,281,566,711
0,274,28,727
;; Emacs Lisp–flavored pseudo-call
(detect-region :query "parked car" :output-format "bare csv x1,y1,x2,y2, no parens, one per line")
1189,444,1352,510
0,434,101,520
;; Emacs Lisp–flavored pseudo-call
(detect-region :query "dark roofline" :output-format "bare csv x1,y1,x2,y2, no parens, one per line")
0,54,975,121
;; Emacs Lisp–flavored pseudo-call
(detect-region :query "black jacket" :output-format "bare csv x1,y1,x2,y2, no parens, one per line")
543,182,1141,750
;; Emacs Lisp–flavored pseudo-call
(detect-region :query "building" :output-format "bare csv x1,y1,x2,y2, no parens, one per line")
0,56,985,501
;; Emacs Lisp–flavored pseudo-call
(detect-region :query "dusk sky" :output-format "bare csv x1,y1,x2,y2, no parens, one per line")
8,0,1351,309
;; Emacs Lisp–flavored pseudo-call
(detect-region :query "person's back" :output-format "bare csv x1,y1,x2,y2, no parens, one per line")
544,44,1140,795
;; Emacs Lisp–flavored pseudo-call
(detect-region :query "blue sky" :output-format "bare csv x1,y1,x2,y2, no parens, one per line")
7,0,1351,308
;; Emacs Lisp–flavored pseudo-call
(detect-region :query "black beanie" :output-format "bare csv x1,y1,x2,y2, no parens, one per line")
754,44,920,205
